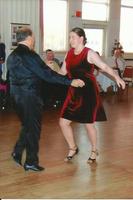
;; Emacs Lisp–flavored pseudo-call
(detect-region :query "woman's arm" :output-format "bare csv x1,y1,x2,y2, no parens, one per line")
58,54,67,75
58,60,67,75
87,50,125,89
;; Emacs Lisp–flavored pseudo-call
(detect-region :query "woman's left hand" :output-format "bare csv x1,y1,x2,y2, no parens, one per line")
116,77,126,89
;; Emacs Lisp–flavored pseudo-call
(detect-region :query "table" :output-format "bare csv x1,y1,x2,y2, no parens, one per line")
96,71,118,92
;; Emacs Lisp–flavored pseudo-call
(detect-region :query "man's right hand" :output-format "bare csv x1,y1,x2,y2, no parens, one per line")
71,79,85,87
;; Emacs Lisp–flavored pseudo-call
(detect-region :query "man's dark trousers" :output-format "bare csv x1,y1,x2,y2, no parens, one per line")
13,91,43,165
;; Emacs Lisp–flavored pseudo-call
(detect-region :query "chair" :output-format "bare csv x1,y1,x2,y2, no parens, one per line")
123,66,133,84
122,66,133,97
112,66,132,101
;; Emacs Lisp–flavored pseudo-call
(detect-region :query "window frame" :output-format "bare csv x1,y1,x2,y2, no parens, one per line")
83,16,108,56
82,0,109,56
120,1,133,58
43,0,68,53
82,0,109,21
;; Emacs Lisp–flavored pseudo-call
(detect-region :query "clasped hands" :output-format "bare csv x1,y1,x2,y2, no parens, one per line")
71,79,85,87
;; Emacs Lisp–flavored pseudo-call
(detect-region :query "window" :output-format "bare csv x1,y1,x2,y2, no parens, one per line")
43,0,67,51
82,0,108,55
82,0,109,21
84,28,104,55
120,0,133,53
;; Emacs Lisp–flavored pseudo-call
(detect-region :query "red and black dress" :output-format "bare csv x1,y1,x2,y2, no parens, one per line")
60,47,107,123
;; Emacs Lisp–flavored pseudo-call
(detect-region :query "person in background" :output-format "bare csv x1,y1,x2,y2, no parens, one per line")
112,48,126,77
58,27,125,163
7,27,85,172
0,34,6,78
106,48,126,77
45,49,61,72
43,49,68,107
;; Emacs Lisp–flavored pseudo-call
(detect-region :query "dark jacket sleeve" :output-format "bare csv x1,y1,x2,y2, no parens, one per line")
23,52,72,86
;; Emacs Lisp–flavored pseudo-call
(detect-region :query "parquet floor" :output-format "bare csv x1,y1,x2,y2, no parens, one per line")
0,88,133,199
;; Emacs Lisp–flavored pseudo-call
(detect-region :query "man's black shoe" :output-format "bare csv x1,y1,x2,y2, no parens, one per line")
24,164,44,172
11,152,22,166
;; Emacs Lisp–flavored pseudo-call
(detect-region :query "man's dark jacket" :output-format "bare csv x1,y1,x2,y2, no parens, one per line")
7,44,71,96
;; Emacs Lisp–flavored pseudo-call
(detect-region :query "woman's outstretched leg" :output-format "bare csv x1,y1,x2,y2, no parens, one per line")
59,118,78,161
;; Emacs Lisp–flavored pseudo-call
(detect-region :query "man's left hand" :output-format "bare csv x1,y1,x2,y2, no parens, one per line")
71,79,85,87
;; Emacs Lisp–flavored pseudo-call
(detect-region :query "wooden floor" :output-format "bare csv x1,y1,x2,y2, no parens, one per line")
0,88,133,199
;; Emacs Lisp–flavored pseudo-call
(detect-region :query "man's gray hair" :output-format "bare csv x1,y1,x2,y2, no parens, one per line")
16,27,32,42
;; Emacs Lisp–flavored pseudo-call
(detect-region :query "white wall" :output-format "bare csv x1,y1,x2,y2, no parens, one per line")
0,0,40,57
68,0,82,32
106,0,121,56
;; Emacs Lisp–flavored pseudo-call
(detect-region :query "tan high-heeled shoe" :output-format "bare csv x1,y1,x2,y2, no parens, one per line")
87,150,99,163
64,146,79,162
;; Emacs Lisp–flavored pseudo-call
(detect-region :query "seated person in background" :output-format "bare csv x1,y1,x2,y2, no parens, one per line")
113,49,126,77
106,48,126,77
43,49,67,107
45,49,61,72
